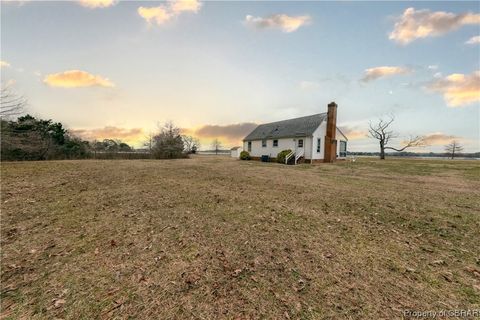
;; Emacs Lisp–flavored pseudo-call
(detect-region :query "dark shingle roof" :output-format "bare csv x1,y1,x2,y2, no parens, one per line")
243,113,327,141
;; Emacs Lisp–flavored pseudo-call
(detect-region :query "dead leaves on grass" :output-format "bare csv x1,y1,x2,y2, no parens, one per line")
52,298,66,309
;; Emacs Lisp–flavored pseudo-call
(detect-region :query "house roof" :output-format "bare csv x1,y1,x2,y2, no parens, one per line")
243,113,327,141
230,146,242,150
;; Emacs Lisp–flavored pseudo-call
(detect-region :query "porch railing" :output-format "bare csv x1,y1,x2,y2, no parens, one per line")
295,149,304,165
285,150,294,164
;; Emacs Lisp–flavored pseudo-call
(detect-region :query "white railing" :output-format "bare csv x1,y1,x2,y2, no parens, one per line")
295,149,304,165
285,150,294,164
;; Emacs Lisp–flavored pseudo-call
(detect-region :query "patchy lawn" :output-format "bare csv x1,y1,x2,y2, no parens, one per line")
1,156,479,319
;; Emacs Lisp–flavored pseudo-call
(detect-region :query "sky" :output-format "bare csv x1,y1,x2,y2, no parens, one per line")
1,0,479,152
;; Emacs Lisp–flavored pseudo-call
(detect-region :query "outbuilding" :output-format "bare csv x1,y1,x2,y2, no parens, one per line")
230,146,243,158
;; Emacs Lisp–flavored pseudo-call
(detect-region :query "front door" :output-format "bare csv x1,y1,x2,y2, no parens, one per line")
339,140,347,157
295,138,304,155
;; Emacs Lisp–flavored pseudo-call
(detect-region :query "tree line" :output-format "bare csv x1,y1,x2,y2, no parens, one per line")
1,84,205,161
0,115,204,161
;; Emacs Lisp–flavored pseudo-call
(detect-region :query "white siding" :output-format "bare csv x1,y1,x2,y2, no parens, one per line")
243,137,307,159
230,148,242,158
311,122,327,160
243,124,348,161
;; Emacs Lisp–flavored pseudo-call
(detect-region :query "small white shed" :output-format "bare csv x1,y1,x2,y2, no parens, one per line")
230,146,243,158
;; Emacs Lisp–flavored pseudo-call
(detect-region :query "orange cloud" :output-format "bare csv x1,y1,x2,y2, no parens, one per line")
390,8,480,45
361,66,410,82
422,132,460,146
339,126,368,140
245,14,311,33
182,122,258,145
427,70,480,107
44,70,114,88
78,0,116,8
170,0,202,14
70,126,144,144
138,0,202,26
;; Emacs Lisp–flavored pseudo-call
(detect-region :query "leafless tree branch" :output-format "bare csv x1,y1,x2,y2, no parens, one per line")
368,115,425,159
1,85,27,118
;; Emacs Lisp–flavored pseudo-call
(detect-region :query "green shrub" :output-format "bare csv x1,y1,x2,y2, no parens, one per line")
277,149,292,164
240,151,251,160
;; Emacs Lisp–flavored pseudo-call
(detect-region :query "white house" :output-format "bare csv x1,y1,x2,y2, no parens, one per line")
242,102,348,164
230,146,243,158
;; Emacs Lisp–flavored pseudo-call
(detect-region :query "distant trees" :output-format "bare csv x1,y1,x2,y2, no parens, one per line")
211,138,222,155
152,121,185,159
368,116,424,159
445,140,463,159
1,85,26,118
182,135,200,154
91,139,133,157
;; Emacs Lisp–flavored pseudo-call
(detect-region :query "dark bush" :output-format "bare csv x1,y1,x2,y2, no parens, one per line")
240,151,250,160
277,149,292,164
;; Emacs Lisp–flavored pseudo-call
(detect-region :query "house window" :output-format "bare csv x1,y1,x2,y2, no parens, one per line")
273,140,278,147
262,139,267,147
298,139,303,148
317,138,321,153
339,141,347,157
248,141,252,152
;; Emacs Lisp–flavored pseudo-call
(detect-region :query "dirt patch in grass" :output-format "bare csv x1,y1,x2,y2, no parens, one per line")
1,156,479,319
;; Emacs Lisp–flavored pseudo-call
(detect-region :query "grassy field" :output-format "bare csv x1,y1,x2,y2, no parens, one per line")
1,156,479,319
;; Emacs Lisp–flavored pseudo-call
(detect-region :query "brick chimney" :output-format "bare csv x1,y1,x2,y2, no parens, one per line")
324,102,337,163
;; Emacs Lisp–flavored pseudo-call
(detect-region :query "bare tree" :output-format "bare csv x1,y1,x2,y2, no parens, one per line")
143,131,154,152
1,85,27,118
368,116,424,159
211,138,222,155
445,140,463,159
182,135,200,154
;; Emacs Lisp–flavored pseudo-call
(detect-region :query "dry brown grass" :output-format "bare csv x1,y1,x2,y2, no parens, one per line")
1,156,479,319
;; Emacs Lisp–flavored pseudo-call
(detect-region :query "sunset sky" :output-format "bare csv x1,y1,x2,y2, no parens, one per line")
1,0,479,152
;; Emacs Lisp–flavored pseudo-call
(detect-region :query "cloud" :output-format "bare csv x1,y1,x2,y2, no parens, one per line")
138,6,172,25
6,79,17,87
138,0,202,26
427,70,480,107
170,0,202,14
70,126,144,143
78,0,117,8
339,126,368,140
427,65,438,70
43,70,114,88
361,66,410,82
389,8,480,45
183,122,258,144
422,132,460,145
465,35,480,45
245,14,311,33
299,81,320,90
0,60,11,68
